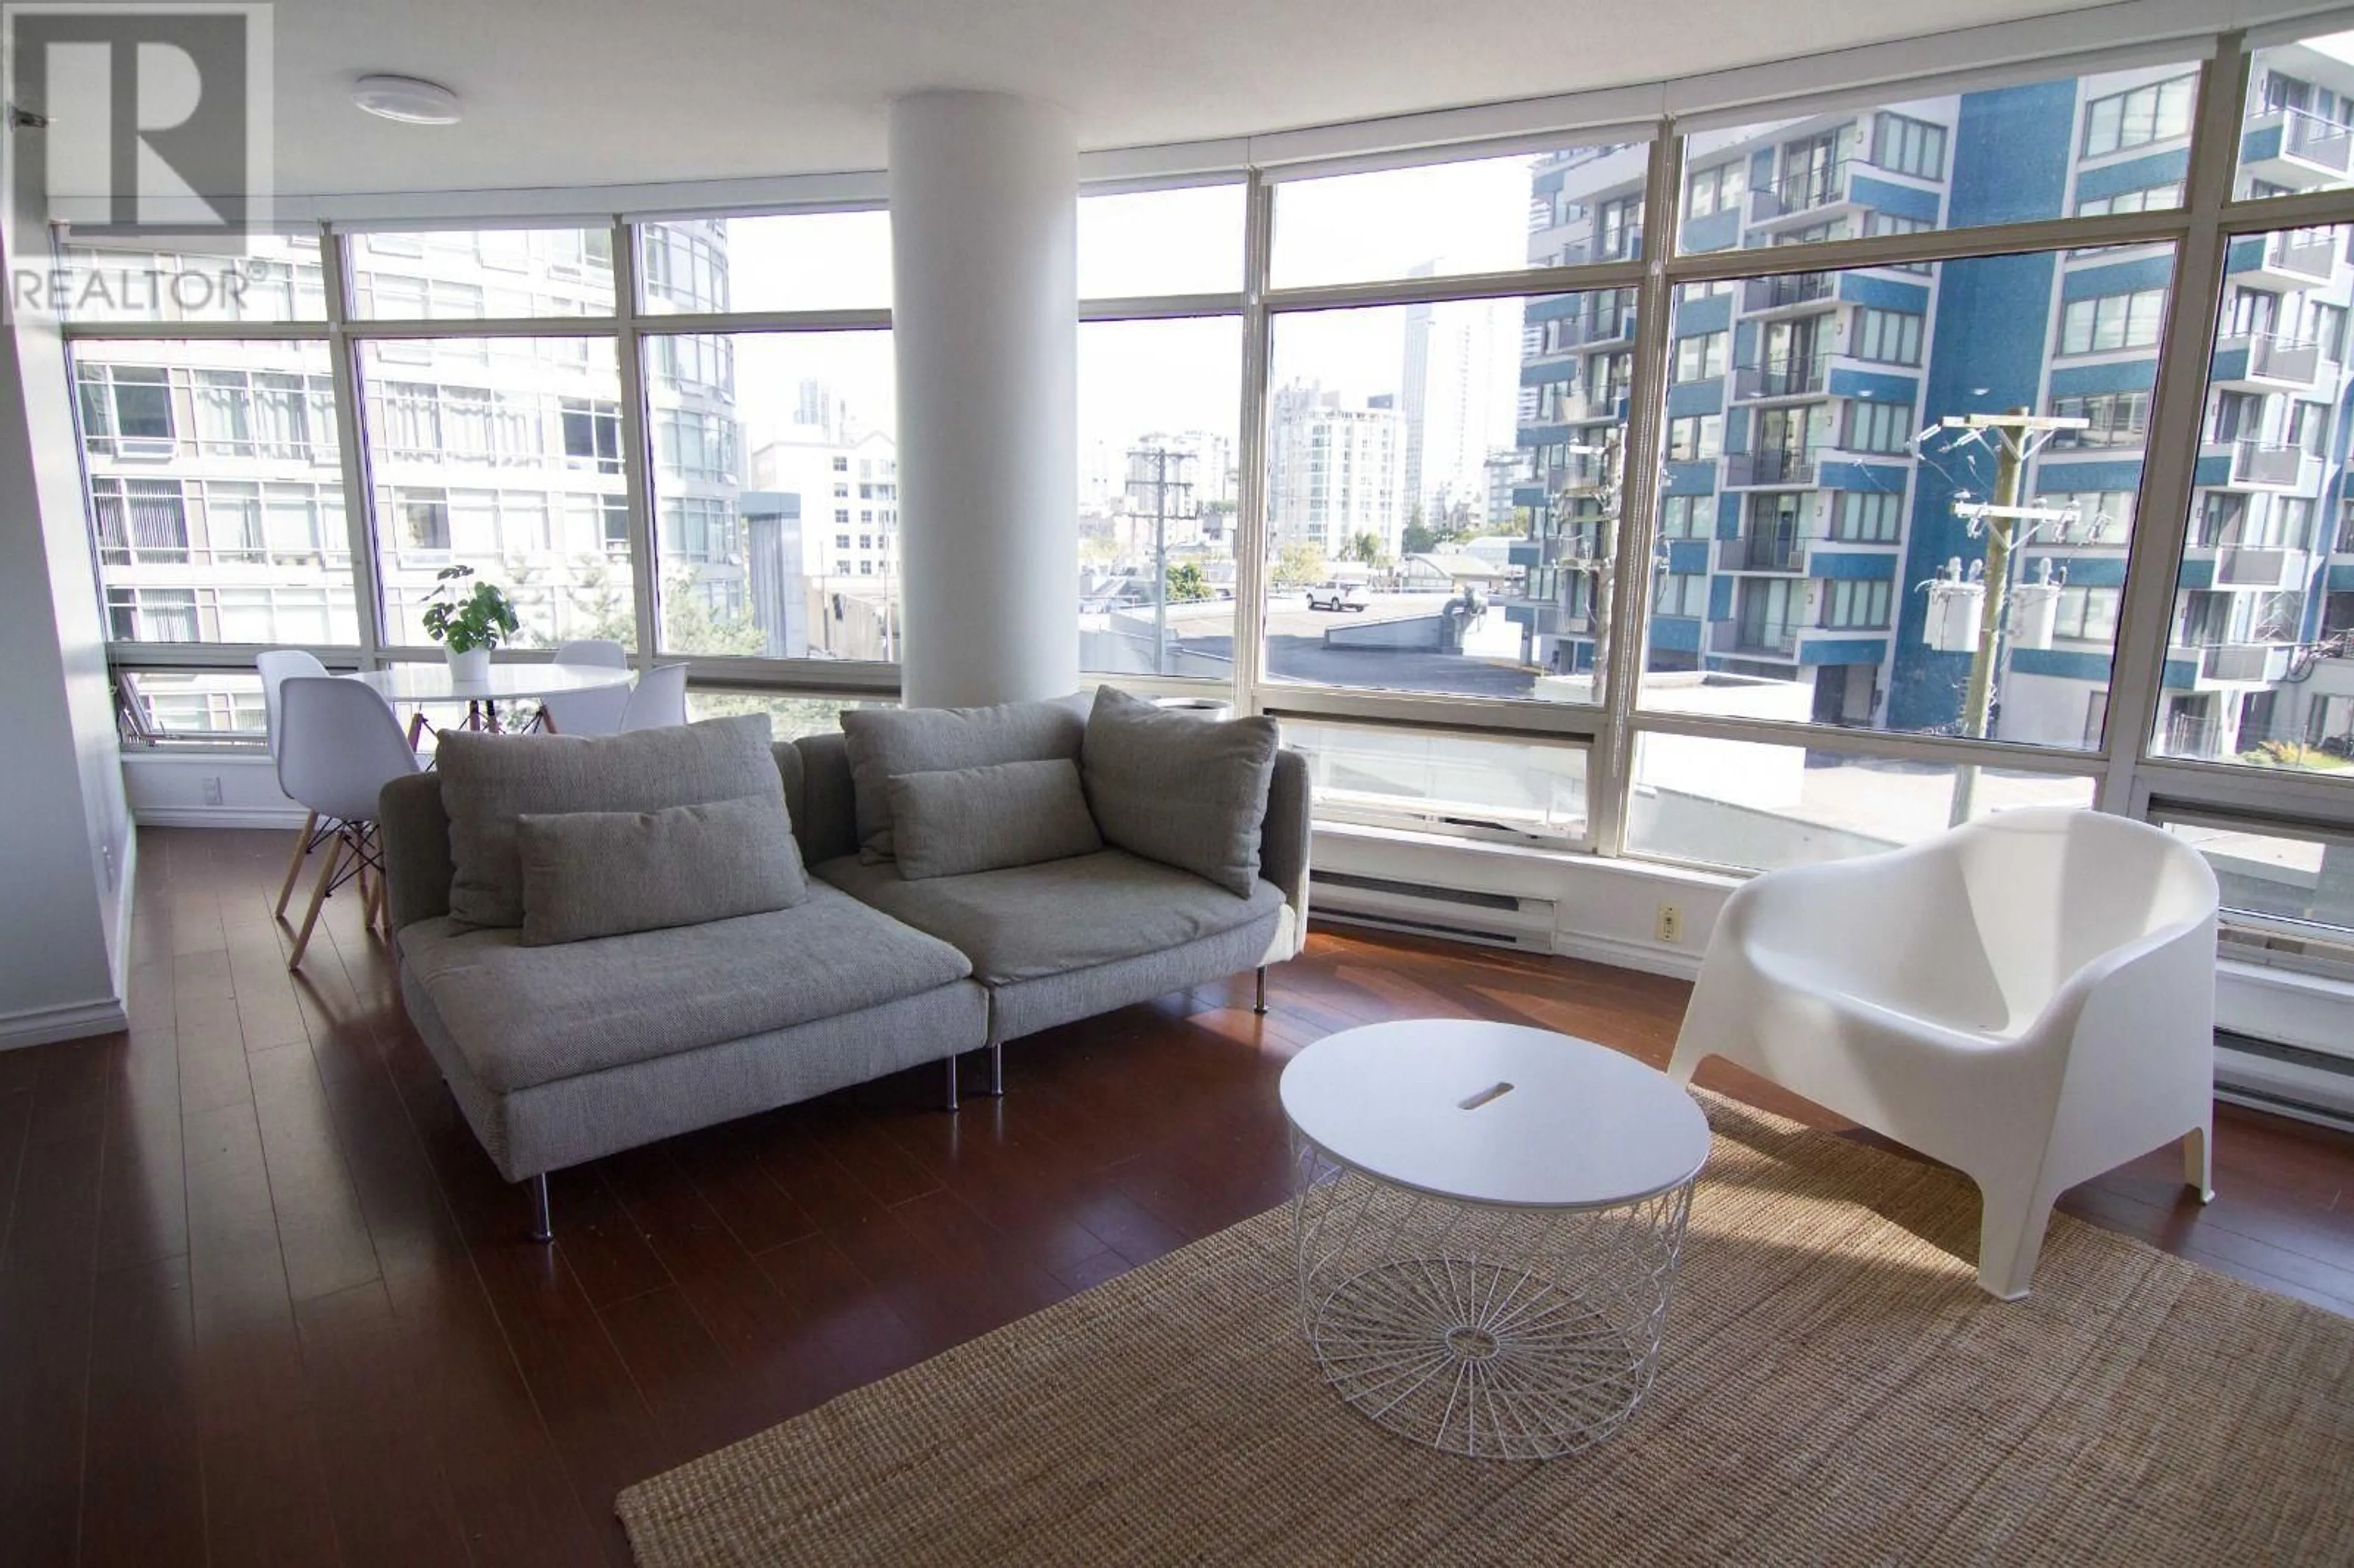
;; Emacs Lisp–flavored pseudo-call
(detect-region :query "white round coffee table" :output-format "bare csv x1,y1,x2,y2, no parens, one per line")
1280,1019,1710,1460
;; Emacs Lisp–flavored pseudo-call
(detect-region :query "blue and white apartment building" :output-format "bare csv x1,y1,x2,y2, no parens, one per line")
1510,44,2354,761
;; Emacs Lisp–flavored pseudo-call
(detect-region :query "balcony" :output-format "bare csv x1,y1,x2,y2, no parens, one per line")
1730,358,1828,402
2225,440,2318,490
1533,451,1619,495
2214,545,2313,590
2242,106,2354,192
1536,307,1637,356
1748,159,1852,226
2244,229,2341,289
1740,272,1837,314
1716,533,1809,573
1721,449,1818,488
1708,619,1801,658
1548,227,1645,268
2200,641,2295,683
2213,331,2326,390
1505,598,1592,638
1534,525,1610,567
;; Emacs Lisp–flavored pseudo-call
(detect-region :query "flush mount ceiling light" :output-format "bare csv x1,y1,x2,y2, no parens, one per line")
352,74,461,126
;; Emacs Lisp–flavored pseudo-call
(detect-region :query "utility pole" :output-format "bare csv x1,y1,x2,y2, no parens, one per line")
1941,408,2082,825
1553,432,1623,690
1125,442,1196,675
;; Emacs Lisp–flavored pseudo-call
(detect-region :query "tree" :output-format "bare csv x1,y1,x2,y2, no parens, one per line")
1165,561,1212,603
1348,531,1385,566
1271,541,1325,588
570,557,766,657
660,573,768,657
1401,520,1439,556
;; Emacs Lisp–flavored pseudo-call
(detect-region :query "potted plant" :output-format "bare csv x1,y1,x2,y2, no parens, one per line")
422,565,520,683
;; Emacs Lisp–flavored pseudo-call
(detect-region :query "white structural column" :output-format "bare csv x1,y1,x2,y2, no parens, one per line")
889,91,1079,707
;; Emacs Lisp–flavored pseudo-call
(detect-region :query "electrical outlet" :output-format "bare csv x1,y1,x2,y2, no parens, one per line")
1654,902,1683,945
202,775,224,805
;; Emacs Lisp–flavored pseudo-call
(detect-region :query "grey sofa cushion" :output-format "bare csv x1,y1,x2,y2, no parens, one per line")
438,715,777,928
840,694,1091,862
817,848,1283,986
516,794,809,947
1081,685,1279,897
396,881,973,1094
886,759,1103,881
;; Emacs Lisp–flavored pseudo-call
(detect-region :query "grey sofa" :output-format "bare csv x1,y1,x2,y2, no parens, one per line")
379,726,1309,1239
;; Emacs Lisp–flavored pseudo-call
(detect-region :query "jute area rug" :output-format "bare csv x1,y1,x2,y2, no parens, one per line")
618,1095,2354,1566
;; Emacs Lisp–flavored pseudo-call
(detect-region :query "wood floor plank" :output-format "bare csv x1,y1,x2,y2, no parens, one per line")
181,1092,347,1566
78,1255,205,1568
0,1046,109,1566
293,1279,477,1568
246,1041,384,1304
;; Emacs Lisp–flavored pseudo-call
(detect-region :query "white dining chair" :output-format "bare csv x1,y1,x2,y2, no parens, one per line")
539,638,631,736
275,676,425,970
618,663,690,731
258,648,337,919
1669,807,2220,1301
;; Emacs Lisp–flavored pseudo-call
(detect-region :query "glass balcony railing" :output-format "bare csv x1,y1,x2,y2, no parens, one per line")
1722,449,1818,486
1741,272,1837,312
1716,532,1809,573
1749,161,1851,223
1710,618,1802,656
1731,358,1827,400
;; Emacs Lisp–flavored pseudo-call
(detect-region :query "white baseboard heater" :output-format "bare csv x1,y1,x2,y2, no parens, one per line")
2215,1032,2354,1135
1308,869,1556,951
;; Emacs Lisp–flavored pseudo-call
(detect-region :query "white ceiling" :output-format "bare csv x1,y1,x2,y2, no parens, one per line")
269,0,2117,197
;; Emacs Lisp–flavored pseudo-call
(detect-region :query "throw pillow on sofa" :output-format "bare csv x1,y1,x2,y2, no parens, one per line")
841,693,1091,863
886,758,1103,881
1081,684,1278,898
515,794,809,946
438,714,781,928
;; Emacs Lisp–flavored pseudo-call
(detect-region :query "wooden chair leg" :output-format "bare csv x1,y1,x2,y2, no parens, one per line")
273,809,319,919
288,832,348,972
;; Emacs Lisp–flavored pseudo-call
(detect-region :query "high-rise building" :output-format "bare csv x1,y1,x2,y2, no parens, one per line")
748,426,900,592
1267,380,1406,560
1401,287,1522,531
77,227,669,661
1509,48,2354,753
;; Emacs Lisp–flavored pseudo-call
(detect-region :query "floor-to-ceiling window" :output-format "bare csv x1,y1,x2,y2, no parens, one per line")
55,25,2354,981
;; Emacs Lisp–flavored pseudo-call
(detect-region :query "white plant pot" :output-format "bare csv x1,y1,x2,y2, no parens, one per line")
446,646,490,684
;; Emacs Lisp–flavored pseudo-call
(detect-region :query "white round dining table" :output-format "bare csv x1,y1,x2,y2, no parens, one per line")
353,660,635,734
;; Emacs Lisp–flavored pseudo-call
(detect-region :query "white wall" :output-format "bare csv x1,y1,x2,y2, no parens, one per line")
0,230,135,1048
122,750,303,828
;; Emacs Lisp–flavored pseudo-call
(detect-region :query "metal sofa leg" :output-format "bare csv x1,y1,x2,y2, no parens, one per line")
527,1172,553,1243
944,1052,961,1113
988,1041,1004,1097
1255,966,1268,1016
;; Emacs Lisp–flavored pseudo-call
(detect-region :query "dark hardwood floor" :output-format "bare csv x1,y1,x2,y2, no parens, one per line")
3,826,2352,1566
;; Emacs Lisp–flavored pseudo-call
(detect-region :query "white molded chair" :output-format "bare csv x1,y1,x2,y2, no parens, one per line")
257,648,335,919
618,663,690,731
1668,806,2220,1301
275,676,426,970
539,638,630,736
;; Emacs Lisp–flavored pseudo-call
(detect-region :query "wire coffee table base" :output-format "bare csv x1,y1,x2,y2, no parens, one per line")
1289,1128,1696,1460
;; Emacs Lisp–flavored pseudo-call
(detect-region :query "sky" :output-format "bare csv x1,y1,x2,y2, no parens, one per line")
703,153,1546,467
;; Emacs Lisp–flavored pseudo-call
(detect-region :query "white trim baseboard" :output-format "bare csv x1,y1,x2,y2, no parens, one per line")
134,805,310,829
0,994,128,1051
1551,932,1704,983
